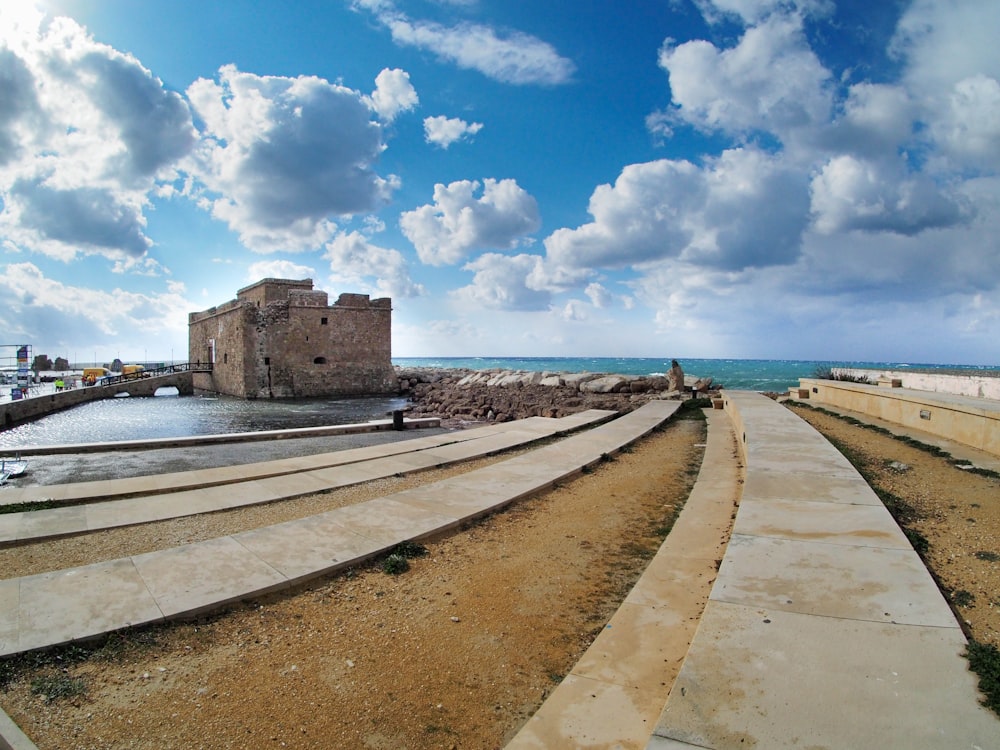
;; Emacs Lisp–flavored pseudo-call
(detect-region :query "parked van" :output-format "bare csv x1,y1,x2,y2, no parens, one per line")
82,367,110,385
122,364,146,380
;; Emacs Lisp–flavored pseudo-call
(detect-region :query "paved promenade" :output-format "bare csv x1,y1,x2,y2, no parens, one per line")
0,402,678,658
646,391,998,748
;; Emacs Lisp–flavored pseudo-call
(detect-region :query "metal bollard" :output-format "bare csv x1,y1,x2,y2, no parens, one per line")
392,409,404,430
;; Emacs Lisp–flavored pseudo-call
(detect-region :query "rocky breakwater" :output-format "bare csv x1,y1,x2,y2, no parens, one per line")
396,367,718,425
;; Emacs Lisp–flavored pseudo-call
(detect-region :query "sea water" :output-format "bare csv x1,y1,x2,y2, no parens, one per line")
394,357,999,391
1,357,995,448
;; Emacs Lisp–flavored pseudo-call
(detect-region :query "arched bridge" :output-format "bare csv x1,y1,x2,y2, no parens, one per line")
1,363,212,430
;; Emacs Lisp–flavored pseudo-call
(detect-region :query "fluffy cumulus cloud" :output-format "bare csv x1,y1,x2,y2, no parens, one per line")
0,11,196,260
887,0,1000,174
0,261,192,350
399,178,541,265
324,230,425,299
247,259,316,282
810,155,968,235
353,0,574,85
538,148,809,288
622,0,1000,348
186,65,398,252
423,115,483,148
369,67,418,122
453,252,550,311
657,13,832,143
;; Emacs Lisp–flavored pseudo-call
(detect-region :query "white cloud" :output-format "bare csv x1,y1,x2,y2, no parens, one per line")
400,178,540,265
810,154,968,236
0,12,195,260
355,1,574,85
889,0,1000,174
0,261,192,353
930,74,1000,173
693,0,833,25
538,148,810,288
891,0,1000,94
453,252,549,311
369,67,418,121
657,13,832,144
585,282,613,309
185,65,397,252
423,115,484,148
324,230,425,298
247,259,316,282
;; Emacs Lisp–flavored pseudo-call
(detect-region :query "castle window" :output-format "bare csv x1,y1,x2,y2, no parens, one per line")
264,357,270,365
223,353,228,364
321,317,328,325
314,356,327,364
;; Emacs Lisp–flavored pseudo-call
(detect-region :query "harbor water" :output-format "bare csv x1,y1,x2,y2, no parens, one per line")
1,357,995,449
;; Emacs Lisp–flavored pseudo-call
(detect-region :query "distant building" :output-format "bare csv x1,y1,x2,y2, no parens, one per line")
188,278,395,398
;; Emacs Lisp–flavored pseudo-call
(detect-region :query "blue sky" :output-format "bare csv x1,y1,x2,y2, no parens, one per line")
1,0,998,367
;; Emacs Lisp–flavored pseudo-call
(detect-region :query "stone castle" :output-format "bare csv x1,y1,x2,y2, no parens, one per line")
188,278,395,398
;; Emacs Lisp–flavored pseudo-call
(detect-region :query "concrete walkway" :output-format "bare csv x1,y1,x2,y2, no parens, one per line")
506,408,741,748
0,411,616,545
646,391,999,748
0,401,681,658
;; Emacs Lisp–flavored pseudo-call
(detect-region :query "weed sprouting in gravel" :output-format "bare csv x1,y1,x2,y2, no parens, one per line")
391,540,428,559
952,590,975,607
30,674,86,702
382,553,410,575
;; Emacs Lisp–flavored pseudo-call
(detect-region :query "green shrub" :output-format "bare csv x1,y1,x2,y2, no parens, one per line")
966,639,1000,715
382,553,410,575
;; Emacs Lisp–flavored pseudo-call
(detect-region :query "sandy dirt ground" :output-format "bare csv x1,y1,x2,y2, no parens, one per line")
1,415,708,749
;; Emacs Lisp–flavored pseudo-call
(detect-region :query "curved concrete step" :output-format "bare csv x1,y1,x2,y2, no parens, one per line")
0,411,617,546
506,408,741,748
646,391,999,749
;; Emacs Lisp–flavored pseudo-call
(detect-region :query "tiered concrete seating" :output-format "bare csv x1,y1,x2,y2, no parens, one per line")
0,411,616,544
0,401,680,658
645,391,999,748
506,408,740,748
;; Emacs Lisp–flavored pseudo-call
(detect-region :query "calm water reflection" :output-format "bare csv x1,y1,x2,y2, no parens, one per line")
0,393,411,449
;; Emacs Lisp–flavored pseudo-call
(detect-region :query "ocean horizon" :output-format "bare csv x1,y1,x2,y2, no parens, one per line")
393,357,1000,392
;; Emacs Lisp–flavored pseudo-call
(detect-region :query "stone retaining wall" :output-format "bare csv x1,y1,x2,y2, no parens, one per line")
833,367,1000,400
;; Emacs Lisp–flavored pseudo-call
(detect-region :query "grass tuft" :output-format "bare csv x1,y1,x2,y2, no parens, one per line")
30,674,86,702
965,639,1000,715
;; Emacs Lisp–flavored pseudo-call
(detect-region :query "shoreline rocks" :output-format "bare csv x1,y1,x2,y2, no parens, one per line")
395,367,719,425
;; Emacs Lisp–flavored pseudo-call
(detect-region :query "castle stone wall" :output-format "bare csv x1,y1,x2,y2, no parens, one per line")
188,278,394,399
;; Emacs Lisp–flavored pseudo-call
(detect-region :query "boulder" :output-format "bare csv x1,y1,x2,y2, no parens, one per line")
580,375,628,393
